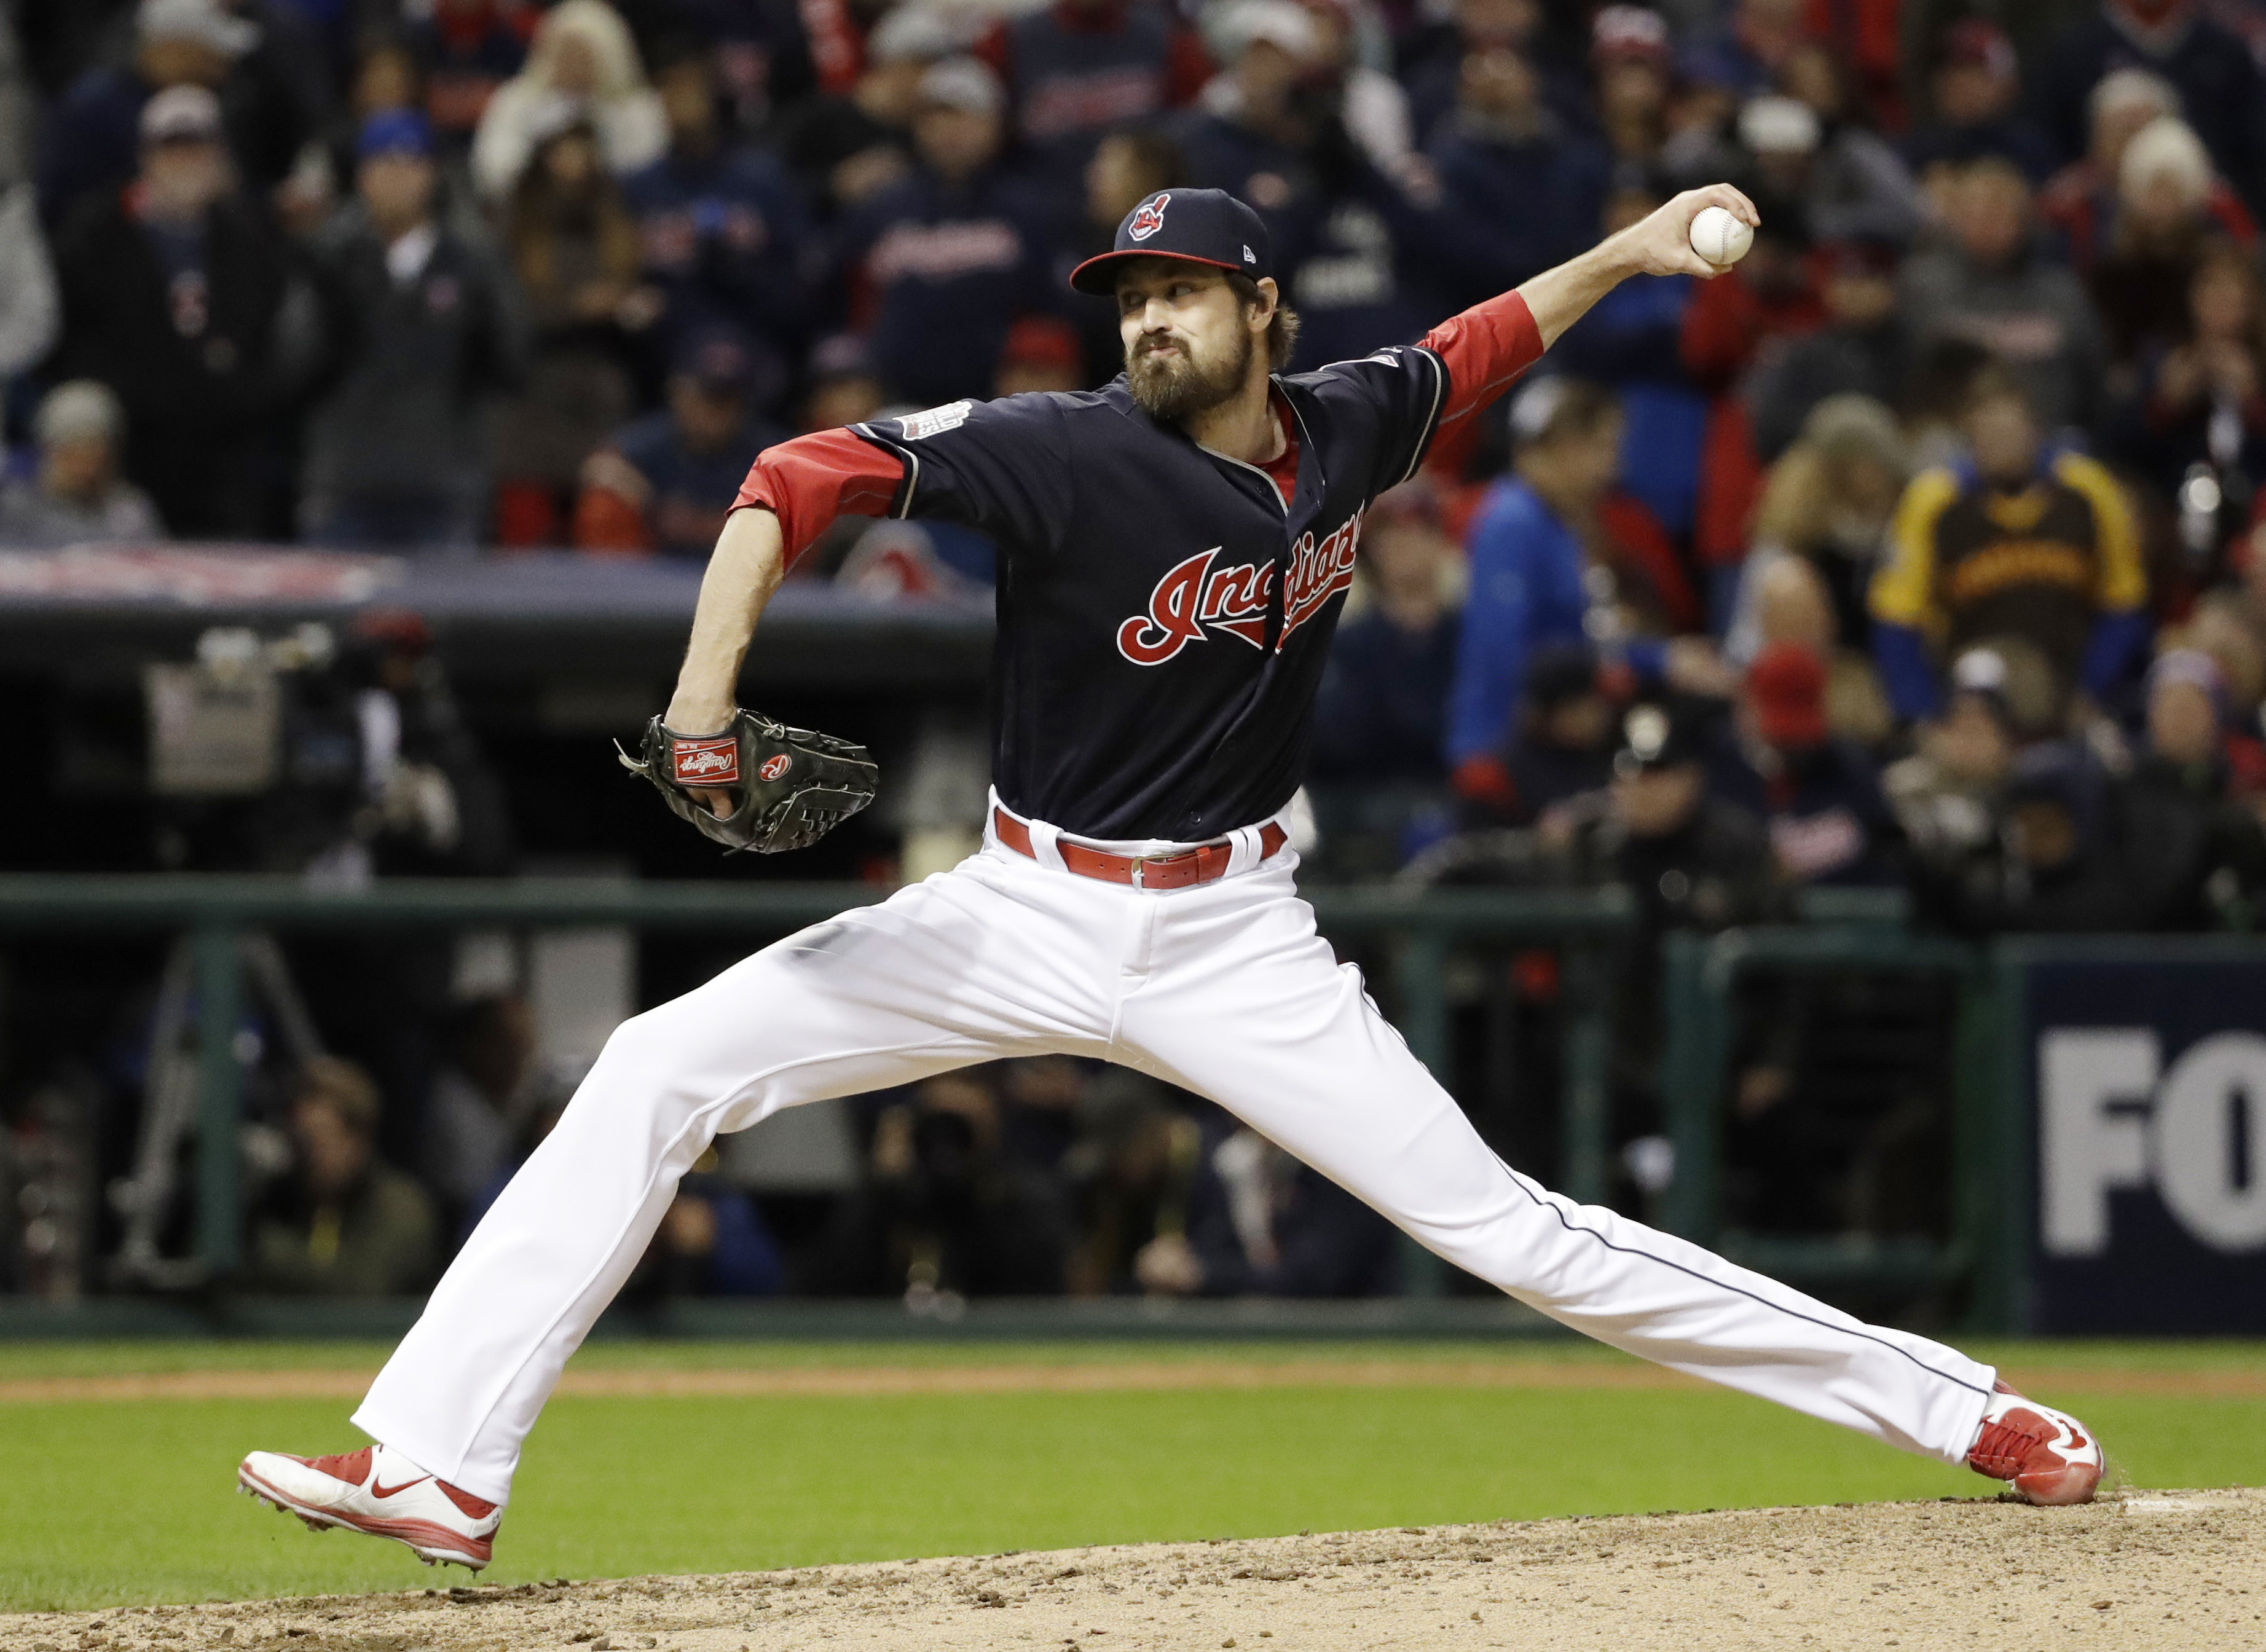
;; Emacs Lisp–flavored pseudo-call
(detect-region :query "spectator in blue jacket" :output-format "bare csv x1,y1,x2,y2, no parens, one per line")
621,43,812,360
838,57,1055,407
1449,378,1722,788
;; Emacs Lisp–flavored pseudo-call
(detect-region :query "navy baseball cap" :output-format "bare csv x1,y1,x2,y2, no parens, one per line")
1068,187,1273,295
359,108,433,160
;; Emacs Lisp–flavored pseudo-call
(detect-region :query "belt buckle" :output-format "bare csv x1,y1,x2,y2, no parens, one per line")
1128,854,1147,890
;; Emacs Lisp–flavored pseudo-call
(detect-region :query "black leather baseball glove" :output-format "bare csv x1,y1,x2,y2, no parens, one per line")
618,710,878,854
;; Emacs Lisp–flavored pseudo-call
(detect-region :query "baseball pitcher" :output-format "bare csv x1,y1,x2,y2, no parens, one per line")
239,185,2101,1568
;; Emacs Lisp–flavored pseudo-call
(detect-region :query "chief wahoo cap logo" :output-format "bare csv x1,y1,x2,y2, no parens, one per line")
1127,192,1170,241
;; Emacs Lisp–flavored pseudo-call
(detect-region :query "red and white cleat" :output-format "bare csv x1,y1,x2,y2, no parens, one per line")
1965,1380,2104,1506
237,1444,502,1569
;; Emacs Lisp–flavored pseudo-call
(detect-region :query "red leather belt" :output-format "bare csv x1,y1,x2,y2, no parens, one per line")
993,808,1287,889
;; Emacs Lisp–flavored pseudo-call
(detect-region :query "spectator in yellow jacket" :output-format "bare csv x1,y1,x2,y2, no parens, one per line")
1870,369,2147,724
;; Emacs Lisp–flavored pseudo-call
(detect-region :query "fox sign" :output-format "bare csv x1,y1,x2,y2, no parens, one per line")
2024,954,2266,1332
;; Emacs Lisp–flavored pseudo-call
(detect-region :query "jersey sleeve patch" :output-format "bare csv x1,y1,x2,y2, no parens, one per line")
894,400,976,441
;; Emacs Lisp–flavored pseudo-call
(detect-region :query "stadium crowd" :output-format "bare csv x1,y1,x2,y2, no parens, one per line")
9,0,2266,1300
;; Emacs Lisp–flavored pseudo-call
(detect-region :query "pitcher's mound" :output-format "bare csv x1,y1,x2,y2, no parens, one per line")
7,1489,2259,1651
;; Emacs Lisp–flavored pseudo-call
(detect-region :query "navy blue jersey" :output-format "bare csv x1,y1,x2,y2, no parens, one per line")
739,290,1544,841
849,349,1447,840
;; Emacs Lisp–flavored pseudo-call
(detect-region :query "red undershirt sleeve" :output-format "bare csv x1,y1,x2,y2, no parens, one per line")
731,428,908,570
1419,290,1546,474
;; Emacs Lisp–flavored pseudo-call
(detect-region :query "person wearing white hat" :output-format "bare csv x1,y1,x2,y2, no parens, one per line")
835,55,1050,406
34,0,315,233
47,63,307,537
0,380,163,548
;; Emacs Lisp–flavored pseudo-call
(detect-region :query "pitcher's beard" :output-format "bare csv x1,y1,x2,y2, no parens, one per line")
1126,325,1255,423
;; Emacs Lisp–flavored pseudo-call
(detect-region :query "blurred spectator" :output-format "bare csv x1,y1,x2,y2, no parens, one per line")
1899,157,2108,432
1447,379,1707,787
573,326,787,557
1549,178,1705,543
1677,148,1827,584
1741,393,1908,641
1688,0,1810,102
800,329,889,429
994,313,1085,394
1135,1124,1398,1297
1870,371,2147,725
1591,7,1672,167
0,381,162,548
302,111,527,551
1728,641,1899,887
2177,589,2266,792
1744,239,1902,462
1903,20,2057,187
2126,648,2266,926
297,38,421,230
973,0,1208,221
620,42,813,358
2103,237,2266,537
1298,0,1416,186
1557,700,1782,1156
49,85,313,538
2090,116,2243,369
837,57,1052,407
1172,2,1321,235
1425,37,1611,297
37,0,315,232
816,1069,1071,1297
1060,1066,1197,1294
1933,738,2157,931
422,993,533,1225
1497,642,1618,825
1764,61,1924,248
251,1056,438,1296
2037,68,2256,273
1886,643,2021,888
471,0,666,202
1312,478,1461,785
490,117,644,545
2038,0,2266,218
1068,127,1183,381
1399,0,1590,151
0,181,57,388
633,1164,786,1298
409,0,536,150
774,2,949,221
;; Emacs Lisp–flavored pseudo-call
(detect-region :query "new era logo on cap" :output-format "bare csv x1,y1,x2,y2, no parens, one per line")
1127,192,1170,240
1066,187,1275,294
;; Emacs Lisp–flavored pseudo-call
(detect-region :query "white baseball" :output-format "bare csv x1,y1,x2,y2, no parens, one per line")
1689,205,1753,267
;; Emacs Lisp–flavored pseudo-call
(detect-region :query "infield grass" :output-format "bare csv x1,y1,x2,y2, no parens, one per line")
1,1337,2258,1611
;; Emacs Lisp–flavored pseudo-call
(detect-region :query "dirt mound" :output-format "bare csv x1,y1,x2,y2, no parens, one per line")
6,1489,2259,1651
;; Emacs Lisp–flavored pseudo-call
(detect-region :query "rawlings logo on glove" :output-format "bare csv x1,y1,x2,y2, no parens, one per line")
620,710,878,854
671,738,740,784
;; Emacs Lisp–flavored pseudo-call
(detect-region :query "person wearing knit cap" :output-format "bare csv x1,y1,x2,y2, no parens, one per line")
1728,641,1898,887
0,380,163,548
2129,648,2266,926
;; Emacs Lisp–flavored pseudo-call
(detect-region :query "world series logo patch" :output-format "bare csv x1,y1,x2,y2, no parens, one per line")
671,736,739,785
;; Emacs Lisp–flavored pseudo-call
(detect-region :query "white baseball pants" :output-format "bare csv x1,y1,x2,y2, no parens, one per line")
355,809,1996,1503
